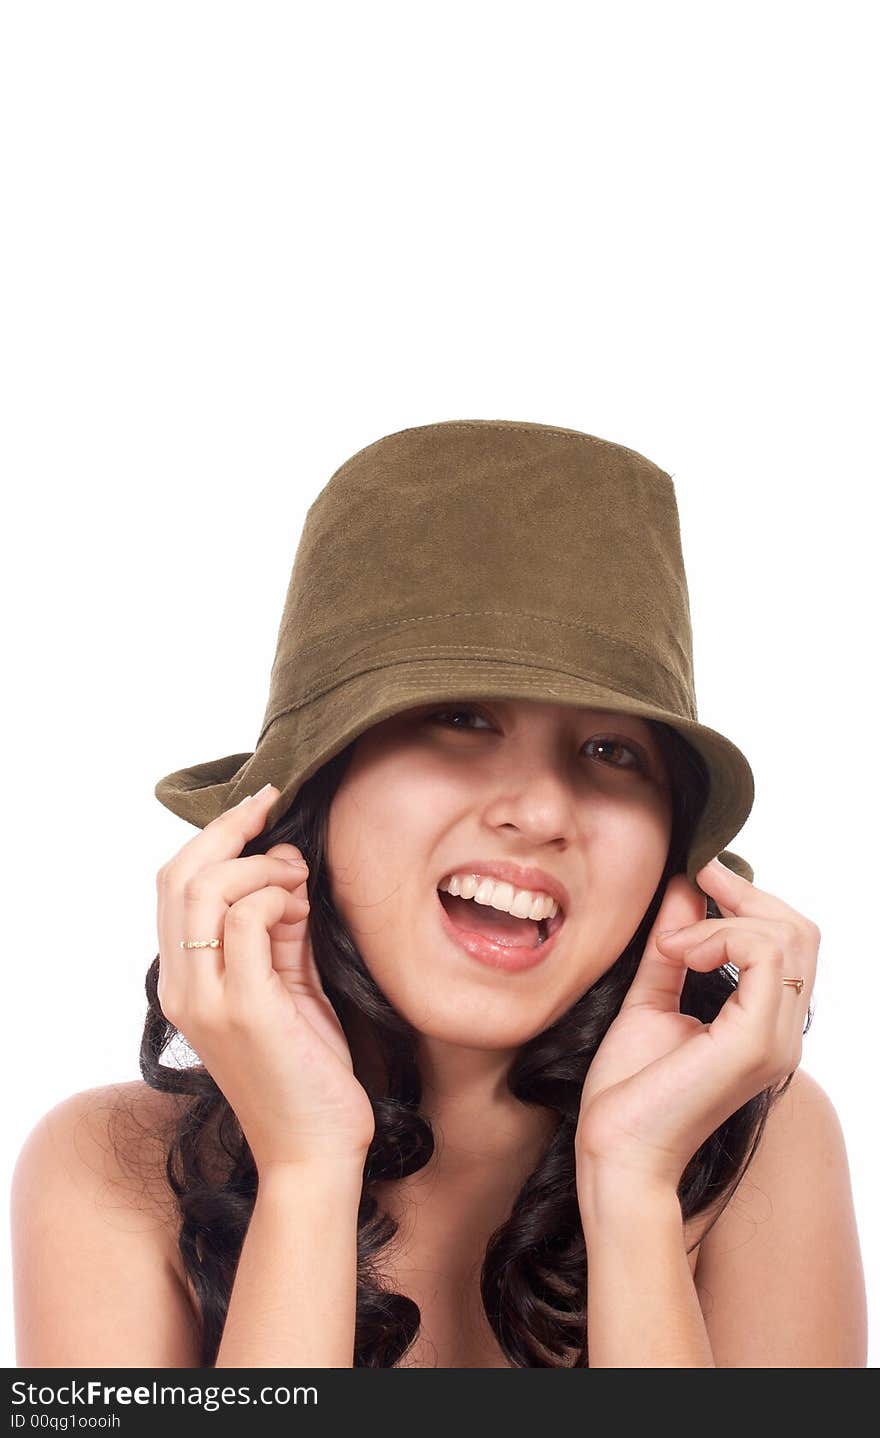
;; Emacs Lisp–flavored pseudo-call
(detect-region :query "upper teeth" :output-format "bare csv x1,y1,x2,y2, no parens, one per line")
438,873,560,922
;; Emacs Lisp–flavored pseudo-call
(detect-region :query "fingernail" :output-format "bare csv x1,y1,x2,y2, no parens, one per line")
283,856,308,868
234,782,274,807
657,928,681,938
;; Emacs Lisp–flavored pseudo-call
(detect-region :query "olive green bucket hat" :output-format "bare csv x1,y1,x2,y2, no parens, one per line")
155,419,755,886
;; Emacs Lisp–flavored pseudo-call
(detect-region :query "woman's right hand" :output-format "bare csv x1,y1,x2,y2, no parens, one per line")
155,783,376,1175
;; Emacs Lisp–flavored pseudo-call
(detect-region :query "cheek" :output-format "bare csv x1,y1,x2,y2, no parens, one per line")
587,782,672,860
325,763,434,926
569,795,671,953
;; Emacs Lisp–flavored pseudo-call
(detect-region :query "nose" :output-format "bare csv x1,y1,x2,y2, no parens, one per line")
482,762,576,848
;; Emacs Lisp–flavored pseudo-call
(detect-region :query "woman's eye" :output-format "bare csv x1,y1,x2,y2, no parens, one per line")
584,737,646,772
429,706,492,730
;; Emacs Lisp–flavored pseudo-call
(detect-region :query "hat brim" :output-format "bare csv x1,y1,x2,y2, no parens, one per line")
154,658,755,886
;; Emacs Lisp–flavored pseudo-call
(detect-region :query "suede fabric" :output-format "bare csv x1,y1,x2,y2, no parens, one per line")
155,419,755,886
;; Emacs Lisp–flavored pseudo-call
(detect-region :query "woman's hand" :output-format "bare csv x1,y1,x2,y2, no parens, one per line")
574,857,819,1190
156,784,376,1175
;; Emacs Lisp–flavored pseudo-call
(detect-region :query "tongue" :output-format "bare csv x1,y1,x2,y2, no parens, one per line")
439,890,541,948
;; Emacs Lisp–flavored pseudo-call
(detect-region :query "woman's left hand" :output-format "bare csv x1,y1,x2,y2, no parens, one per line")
574,857,820,1190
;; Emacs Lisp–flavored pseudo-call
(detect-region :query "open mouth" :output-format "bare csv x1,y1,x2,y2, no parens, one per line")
436,886,565,950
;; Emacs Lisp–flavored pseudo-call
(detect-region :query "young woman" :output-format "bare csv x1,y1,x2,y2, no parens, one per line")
11,420,867,1367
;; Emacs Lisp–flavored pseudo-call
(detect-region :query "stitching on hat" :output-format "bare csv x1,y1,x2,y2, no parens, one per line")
273,609,690,688
260,648,694,740
268,665,661,720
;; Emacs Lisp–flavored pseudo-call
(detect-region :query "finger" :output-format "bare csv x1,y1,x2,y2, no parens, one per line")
223,885,308,1007
167,854,308,1002
214,853,309,902
620,940,689,1012
264,850,319,986
157,783,285,999
266,842,309,869
658,916,818,1001
695,857,818,939
163,783,281,879
621,875,707,1012
270,914,325,999
681,927,793,1054
656,914,804,956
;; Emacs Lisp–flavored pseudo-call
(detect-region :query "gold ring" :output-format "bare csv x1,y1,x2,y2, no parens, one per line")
782,976,805,994
179,938,224,950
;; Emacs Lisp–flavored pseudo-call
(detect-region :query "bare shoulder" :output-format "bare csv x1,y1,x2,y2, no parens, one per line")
11,1079,204,1366
693,1067,867,1367
697,1067,851,1245
21,1080,189,1239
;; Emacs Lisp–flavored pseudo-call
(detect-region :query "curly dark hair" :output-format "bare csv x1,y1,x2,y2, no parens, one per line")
138,719,805,1367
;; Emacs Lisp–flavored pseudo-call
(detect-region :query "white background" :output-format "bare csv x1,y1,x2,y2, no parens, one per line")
2,0,876,1368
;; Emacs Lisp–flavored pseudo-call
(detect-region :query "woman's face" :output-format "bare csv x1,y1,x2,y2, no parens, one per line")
325,697,674,1051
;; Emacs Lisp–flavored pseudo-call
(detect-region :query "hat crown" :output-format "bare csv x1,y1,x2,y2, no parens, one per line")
262,419,696,737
